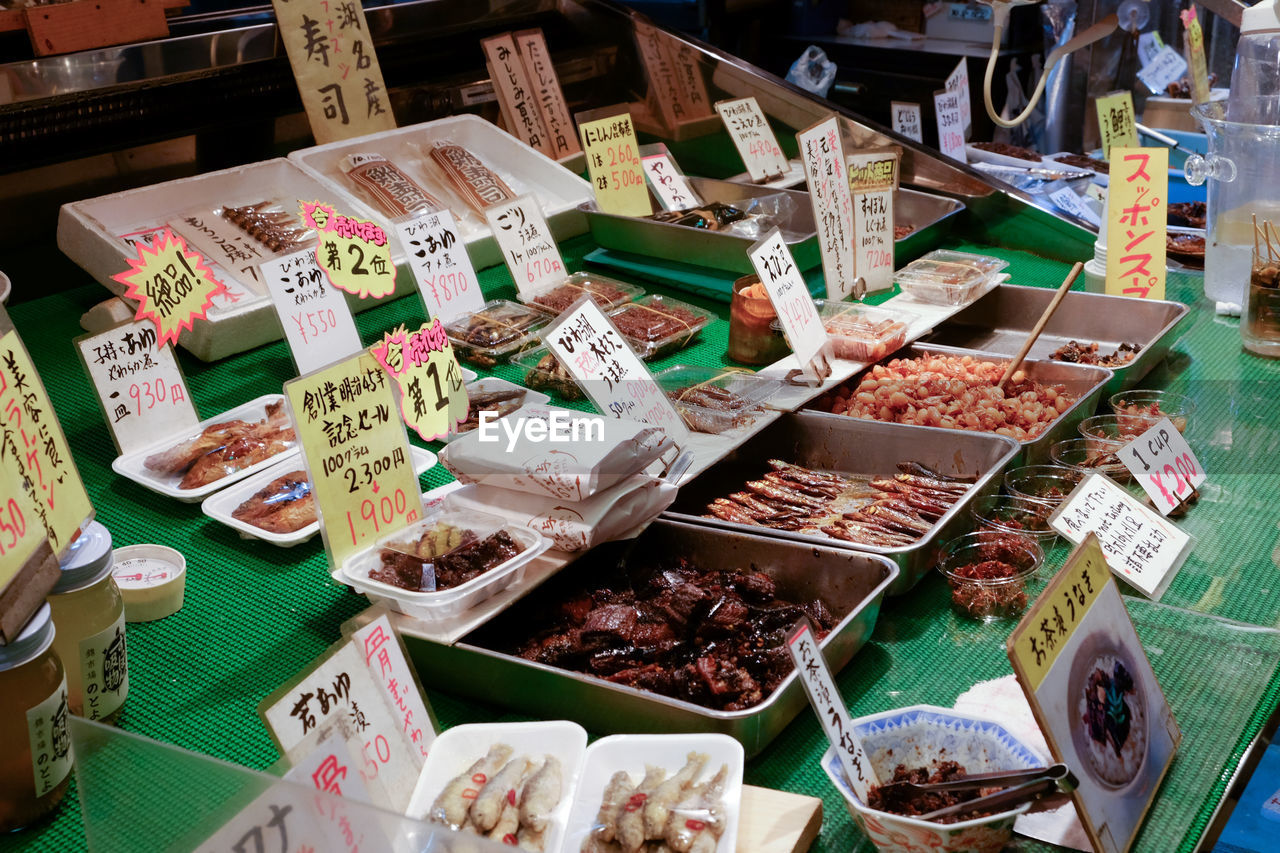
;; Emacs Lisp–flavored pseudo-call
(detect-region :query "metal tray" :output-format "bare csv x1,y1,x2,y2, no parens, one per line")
802,343,1113,466
663,412,1018,595
919,284,1190,396
894,188,966,265
403,518,898,758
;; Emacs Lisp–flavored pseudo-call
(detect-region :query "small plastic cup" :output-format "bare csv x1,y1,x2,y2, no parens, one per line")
1050,438,1131,482
1108,389,1195,434
1077,413,1145,445
968,494,1058,546
938,531,1043,622
1003,465,1083,508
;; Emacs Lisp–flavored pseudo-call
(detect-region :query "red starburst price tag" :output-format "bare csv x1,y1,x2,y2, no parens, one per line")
370,320,468,442
300,201,397,300
111,229,226,348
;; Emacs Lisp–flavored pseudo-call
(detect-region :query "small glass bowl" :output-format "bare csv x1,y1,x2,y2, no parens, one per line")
1003,465,1083,507
968,494,1058,545
1077,413,1147,445
1050,438,1131,482
1108,389,1195,434
938,530,1043,622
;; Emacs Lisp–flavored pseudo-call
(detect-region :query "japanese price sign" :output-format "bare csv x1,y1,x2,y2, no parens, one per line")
796,117,856,301
670,41,713,118
513,29,581,160
945,58,971,134
395,210,485,324
482,33,555,158
485,196,566,298
932,90,967,163
0,323,93,557
0,434,50,597
847,150,899,294
111,228,227,348
890,101,923,143
1137,45,1189,95
1106,148,1168,300
1049,472,1193,600
642,152,699,212
634,21,698,128
1181,6,1210,105
270,0,395,145
748,229,828,377
1049,186,1102,227
370,320,468,442
580,113,652,217
1117,417,1205,516
1095,91,1138,159
284,352,424,571
716,97,788,183
542,297,690,441
786,621,877,801
300,201,396,300
1007,535,1180,853
75,319,198,454
261,247,363,376
349,614,438,765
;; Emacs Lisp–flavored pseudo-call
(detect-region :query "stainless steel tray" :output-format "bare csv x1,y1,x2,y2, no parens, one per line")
663,412,1018,595
920,284,1190,396
403,518,898,758
802,343,1112,467
895,187,966,264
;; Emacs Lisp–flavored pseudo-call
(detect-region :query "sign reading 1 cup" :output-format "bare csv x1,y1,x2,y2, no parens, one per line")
300,201,396,299
112,228,228,348
748,229,829,380
1117,417,1205,516
369,320,468,442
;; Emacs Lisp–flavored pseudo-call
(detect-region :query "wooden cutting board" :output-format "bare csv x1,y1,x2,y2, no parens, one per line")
736,785,824,853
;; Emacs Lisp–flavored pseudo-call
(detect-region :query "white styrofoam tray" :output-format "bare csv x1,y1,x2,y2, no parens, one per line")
440,377,551,445
111,394,299,502
200,446,437,547
288,114,591,271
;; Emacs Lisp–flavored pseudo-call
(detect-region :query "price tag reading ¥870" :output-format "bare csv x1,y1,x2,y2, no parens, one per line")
300,201,396,300
284,352,424,571
486,196,566,298
642,153,699,212
748,229,828,374
1095,91,1138,159
848,150,899,294
890,101,923,143
716,97,788,183
111,228,227,348
395,210,485,324
933,90,967,163
796,117,855,301
370,321,468,442
580,113,652,217
75,319,199,454
261,247,363,376
1117,417,1205,516
786,621,877,801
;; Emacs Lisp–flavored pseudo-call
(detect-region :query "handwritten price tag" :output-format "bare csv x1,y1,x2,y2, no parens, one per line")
111,228,227,348
300,201,396,300
370,321,468,441
395,210,485,325
1117,417,1204,516
749,229,828,376
482,32,555,158
1095,91,1138,159
486,195,566,298
946,58,971,133
932,90,967,163
891,101,923,143
642,152,699,212
786,621,876,801
1182,6,1210,105
262,247,363,375
0,434,50,594
1049,187,1101,227
848,150,899,294
716,97,788,182
514,28,581,159
75,319,198,454
580,113,652,217
796,117,856,300
284,352,424,571
1137,45,1189,95
1106,147,1168,300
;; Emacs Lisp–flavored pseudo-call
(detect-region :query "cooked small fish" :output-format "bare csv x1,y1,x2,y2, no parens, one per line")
143,419,252,474
593,771,635,844
518,824,548,852
431,743,514,830
179,426,295,489
643,753,707,839
487,799,521,845
616,766,666,853
232,470,314,533
665,765,728,853
519,755,562,834
473,755,533,832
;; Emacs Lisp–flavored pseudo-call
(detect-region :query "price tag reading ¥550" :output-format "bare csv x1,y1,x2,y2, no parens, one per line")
370,321,468,442
284,352,424,571
1117,417,1205,516
716,97,788,182
796,117,855,301
486,196,566,298
580,113,652,217
395,210,485,324
261,247,363,376
300,201,396,300
748,229,828,378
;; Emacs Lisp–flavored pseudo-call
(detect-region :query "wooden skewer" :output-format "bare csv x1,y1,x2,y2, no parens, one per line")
1254,213,1261,262
998,261,1084,389
1268,221,1279,263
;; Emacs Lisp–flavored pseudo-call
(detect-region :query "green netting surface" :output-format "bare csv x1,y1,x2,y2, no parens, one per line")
4,232,1280,853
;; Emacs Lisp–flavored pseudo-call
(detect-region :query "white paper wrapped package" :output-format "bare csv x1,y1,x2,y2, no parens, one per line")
446,475,678,552
439,405,678,501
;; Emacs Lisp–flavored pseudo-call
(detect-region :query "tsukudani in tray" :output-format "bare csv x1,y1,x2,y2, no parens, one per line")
609,294,714,360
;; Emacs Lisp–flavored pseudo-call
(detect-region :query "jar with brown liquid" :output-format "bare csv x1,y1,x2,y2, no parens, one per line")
1245,257,1280,357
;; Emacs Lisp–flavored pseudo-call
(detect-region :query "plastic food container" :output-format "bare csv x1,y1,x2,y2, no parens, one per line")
447,378,551,443
895,250,1009,306
444,300,549,367
653,365,783,434
1077,413,1150,445
609,294,714,360
520,272,644,316
339,510,550,621
1050,437,1130,482
937,530,1043,621
511,346,586,401
728,274,789,365
811,300,916,362
1002,464,1083,508
1108,389,1195,435
968,494,1058,546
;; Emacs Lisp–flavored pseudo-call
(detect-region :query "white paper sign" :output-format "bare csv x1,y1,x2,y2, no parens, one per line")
847,150,898,294
716,97,789,182
890,101,923,143
396,210,485,324
169,207,274,295
934,91,967,163
350,615,437,763
1137,30,1165,68
261,248,363,375
1138,45,1189,95
749,229,828,374
787,622,876,801
642,153,700,211
946,58,972,134
1117,417,1205,516
1049,187,1102,227
797,118,857,300
76,319,199,454
541,297,690,441
485,195,566,298
286,740,387,853
1049,473,1194,600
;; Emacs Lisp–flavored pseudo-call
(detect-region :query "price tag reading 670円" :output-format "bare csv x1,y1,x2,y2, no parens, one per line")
370,320,468,442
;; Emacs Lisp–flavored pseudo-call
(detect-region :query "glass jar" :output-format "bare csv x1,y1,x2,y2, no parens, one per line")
47,521,128,723
728,274,789,365
1245,253,1280,356
0,604,71,832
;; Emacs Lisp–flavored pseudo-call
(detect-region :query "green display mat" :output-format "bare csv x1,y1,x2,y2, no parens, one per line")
4,231,1280,853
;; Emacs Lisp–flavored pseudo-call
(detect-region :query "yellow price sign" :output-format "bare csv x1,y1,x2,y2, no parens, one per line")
1095,91,1137,160
370,320,468,442
0,435,48,591
1106,147,1168,300
1181,6,1210,105
112,228,227,348
300,201,396,299
580,113,652,217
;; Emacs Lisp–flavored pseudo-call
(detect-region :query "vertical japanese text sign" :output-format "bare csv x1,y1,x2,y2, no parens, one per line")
1095,91,1138,159
847,150,899,294
580,113,652,218
1106,148,1168,300
513,29,581,160
796,117,856,301
482,33,555,158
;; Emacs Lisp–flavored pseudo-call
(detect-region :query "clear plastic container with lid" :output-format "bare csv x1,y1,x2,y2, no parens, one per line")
0,604,72,831
895,249,1008,306
47,521,128,723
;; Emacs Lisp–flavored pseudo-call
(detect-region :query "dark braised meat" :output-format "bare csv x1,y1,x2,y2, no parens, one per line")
511,558,837,711
612,301,704,343
1167,233,1206,257
1049,340,1141,367
971,141,1041,162
372,529,522,592
1053,153,1109,174
1167,201,1206,229
1084,660,1135,756
868,762,993,823
532,280,632,314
